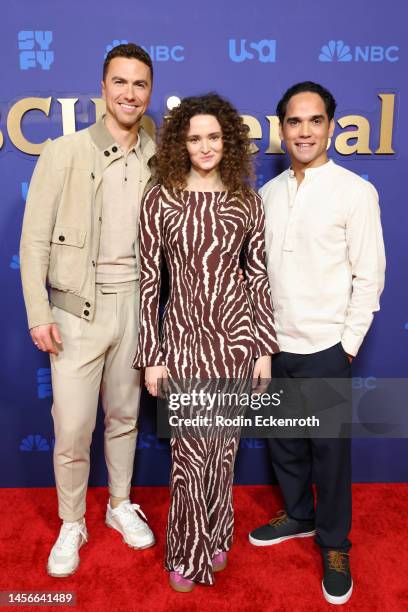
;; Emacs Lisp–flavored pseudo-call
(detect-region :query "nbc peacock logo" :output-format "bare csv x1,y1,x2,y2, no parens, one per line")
20,434,50,451
319,40,352,62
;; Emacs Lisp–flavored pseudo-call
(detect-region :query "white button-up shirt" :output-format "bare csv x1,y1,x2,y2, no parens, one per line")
260,160,386,356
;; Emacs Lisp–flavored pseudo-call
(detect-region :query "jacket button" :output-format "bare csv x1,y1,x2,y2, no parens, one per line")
104,150,110,157
84,310,89,316
92,261,96,267
112,146,118,152
58,235,65,242
85,302,91,308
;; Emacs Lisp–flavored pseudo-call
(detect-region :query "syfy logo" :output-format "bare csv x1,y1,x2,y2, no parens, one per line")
319,40,399,63
229,39,276,63
18,31,54,70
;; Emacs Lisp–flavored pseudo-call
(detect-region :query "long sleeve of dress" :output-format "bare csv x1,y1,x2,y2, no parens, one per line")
132,185,166,369
244,193,279,357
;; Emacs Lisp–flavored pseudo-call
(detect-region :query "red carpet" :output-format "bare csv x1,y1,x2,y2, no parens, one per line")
1,485,407,611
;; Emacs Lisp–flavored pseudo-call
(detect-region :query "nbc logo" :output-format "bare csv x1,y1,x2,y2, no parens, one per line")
137,433,168,450
10,255,20,270
319,40,399,63
319,40,352,62
105,39,184,62
37,368,52,399
104,39,128,58
21,182,28,201
20,434,50,451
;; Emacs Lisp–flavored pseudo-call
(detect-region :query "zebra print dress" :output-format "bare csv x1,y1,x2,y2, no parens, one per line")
133,185,278,584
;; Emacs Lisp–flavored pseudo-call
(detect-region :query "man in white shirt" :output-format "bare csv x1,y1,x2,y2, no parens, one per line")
248,82,385,605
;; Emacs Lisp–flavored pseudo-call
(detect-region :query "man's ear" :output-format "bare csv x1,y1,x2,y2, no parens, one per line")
328,118,335,138
101,80,106,101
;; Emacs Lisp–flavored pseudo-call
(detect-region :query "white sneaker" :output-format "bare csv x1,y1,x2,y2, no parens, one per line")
106,500,155,549
47,520,88,577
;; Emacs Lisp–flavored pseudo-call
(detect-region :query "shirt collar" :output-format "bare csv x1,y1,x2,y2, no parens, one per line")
288,159,334,180
89,115,155,164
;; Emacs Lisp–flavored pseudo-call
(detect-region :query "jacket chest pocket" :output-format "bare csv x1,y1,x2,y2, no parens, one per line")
49,225,87,290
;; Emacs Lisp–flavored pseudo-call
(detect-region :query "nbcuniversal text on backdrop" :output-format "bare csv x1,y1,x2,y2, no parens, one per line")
0,92,396,156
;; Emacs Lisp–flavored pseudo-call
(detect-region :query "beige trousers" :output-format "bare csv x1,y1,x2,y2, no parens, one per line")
50,281,141,521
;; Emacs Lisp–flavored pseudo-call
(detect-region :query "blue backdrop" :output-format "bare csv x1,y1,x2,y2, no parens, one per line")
1,0,407,488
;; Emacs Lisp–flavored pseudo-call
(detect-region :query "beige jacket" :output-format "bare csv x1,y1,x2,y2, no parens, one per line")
20,118,156,329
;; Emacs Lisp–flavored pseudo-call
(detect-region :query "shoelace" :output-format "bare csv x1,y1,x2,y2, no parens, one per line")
268,510,289,528
56,522,87,553
327,551,349,575
116,503,148,531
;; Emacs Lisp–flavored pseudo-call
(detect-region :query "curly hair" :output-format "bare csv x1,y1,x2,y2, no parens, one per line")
156,93,254,194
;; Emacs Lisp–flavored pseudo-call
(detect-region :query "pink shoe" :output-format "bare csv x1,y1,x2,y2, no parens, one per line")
212,551,228,572
169,571,195,592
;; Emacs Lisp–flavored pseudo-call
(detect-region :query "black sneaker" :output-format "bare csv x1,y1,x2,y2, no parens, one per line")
322,550,353,605
248,510,316,546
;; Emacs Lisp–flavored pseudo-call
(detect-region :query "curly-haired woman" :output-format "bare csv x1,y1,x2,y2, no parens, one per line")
133,93,278,591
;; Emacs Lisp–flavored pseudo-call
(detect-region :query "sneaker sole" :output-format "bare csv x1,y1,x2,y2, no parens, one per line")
213,559,227,572
105,521,155,550
322,580,353,605
46,536,86,577
248,530,316,547
47,565,78,578
169,578,195,593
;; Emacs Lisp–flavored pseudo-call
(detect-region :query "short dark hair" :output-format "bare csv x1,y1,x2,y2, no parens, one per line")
276,81,336,123
103,43,153,82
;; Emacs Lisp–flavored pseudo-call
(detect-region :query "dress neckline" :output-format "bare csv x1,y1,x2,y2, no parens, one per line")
181,190,228,194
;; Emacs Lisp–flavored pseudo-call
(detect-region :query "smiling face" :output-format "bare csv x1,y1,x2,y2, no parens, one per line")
185,114,224,174
279,91,334,170
102,57,152,130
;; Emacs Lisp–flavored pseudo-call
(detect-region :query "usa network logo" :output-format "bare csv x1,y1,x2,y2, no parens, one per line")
18,30,54,70
319,40,399,62
229,39,276,63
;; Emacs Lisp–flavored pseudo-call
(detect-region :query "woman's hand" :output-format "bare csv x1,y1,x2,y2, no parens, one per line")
252,355,272,393
144,365,168,397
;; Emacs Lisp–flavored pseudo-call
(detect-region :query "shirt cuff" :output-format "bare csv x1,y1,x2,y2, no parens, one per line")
341,329,365,357
132,350,166,370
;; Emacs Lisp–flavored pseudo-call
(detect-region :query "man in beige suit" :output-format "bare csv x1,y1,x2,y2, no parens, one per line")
20,43,156,577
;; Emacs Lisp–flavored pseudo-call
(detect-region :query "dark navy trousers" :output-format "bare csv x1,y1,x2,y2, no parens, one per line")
268,342,352,551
